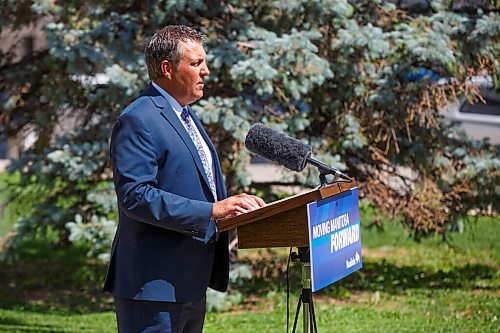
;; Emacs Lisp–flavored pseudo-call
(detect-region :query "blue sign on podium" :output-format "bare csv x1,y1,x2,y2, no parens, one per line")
307,187,362,292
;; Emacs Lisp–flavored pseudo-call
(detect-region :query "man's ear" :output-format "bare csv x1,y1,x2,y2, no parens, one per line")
160,60,174,79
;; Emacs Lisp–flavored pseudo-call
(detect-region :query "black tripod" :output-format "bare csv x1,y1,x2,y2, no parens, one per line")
291,247,318,333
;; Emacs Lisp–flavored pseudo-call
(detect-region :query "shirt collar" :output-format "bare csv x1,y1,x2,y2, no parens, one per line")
151,81,185,115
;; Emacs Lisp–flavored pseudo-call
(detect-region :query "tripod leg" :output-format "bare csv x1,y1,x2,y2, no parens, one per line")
309,292,318,333
303,292,309,333
292,292,302,333
301,289,317,333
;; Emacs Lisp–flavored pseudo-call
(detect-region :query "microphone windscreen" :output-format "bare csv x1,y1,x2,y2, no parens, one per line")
245,123,312,172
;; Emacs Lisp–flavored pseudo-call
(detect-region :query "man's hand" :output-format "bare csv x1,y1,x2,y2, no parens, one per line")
212,193,265,220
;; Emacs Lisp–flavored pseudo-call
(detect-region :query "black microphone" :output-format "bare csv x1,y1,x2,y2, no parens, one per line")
245,123,312,172
245,123,351,182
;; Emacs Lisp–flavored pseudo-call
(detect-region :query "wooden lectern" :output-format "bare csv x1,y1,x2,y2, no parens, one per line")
217,179,358,333
217,180,357,248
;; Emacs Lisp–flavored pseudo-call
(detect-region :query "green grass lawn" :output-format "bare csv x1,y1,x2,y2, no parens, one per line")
0,212,498,332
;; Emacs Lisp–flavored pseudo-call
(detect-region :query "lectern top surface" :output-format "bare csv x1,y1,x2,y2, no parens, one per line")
216,180,357,232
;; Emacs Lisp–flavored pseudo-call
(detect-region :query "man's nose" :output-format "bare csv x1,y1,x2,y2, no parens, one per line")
201,62,210,77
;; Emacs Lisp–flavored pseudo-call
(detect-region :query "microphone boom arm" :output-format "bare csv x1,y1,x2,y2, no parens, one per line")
306,157,352,185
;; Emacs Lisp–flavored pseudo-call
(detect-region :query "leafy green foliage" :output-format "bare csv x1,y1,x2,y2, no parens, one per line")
206,263,253,312
0,214,498,332
0,0,499,260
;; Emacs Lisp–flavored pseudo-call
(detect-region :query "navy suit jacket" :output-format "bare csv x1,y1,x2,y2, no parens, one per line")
103,84,229,302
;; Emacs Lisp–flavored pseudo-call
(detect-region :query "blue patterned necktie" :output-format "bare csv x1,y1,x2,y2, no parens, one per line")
181,108,217,200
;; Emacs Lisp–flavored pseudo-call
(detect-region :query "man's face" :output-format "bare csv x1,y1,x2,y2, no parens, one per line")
166,40,210,106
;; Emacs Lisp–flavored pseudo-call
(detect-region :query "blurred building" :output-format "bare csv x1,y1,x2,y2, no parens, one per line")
440,87,500,144
0,17,50,170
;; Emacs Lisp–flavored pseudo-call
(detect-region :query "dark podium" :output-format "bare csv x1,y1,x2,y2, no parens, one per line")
217,180,357,333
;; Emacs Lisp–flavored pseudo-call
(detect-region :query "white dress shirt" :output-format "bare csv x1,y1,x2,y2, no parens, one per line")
151,81,216,198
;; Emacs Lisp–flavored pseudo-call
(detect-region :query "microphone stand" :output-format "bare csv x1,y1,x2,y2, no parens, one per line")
291,247,318,333
306,157,352,185
290,160,350,333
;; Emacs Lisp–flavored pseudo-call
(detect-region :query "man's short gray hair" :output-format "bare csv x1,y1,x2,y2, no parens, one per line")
145,25,204,81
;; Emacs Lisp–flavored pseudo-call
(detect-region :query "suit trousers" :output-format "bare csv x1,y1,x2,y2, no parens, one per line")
114,296,206,333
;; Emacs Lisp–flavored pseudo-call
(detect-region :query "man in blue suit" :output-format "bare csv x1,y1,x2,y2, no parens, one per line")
103,25,265,332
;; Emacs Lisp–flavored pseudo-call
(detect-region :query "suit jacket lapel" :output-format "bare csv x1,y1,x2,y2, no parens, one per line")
146,85,214,199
